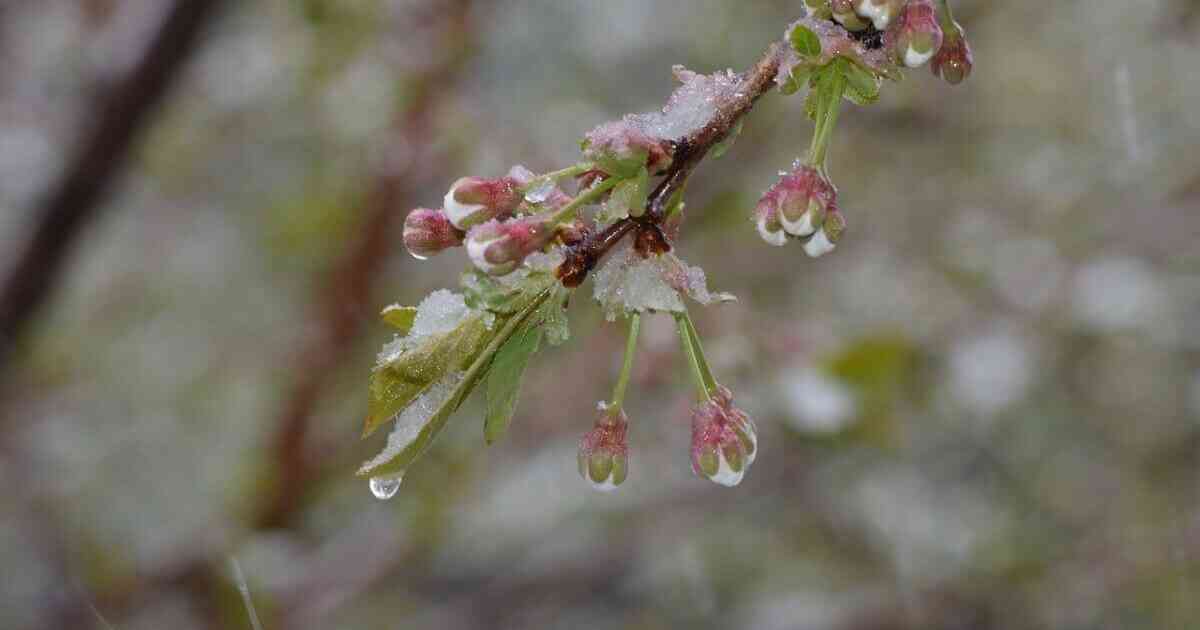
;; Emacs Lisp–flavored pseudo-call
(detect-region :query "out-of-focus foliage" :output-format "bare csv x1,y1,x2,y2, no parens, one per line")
1,1,1198,629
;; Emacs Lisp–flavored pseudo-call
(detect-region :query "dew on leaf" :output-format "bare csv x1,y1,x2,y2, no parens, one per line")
369,474,404,500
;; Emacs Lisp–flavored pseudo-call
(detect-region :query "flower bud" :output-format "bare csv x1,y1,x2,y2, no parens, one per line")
854,0,905,31
577,404,630,492
402,208,463,259
583,120,674,175
465,214,557,276
690,386,757,487
804,206,846,258
886,0,943,68
754,165,837,248
930,28,973,85
443,176,523,230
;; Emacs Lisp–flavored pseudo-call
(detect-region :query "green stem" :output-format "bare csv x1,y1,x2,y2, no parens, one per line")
551,175,622,224
806,69,846,170
934,0,963,38
610,313,641,409
674,311,718,401
522,163,594,194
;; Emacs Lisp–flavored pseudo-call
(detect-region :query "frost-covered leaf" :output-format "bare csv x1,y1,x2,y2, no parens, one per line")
484,325,542,444
625,66,742,141
365,294,491,438
593,245,735,321
360,287,556,477
380,304,417,334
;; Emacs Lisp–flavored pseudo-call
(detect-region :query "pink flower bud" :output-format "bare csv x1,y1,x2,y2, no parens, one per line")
443,176,523,230
886,0,943,68
930,28,973,85
583,120,674,175
402,208,463,259
754,164,841,253
577,404,629,491
465,214,557,276
690,386,757,487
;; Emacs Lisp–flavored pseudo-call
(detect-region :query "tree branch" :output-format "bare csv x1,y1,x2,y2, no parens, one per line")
557,42,785,287
0,0,228,380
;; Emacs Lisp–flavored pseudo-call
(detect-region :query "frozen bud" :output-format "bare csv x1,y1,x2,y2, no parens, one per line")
854,0,904,30
930,27,973,84
577,404,630,492
583,120,674,175
443,176,523,230
690,387,757,487
403,208,463,259
886,0,943,68
804,206,846,258
465,214,557,276
755,164,836,245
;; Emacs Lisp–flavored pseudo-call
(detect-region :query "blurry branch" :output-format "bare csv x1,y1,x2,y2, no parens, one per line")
254,0,475,530
93,1,477,625
0,0,228,383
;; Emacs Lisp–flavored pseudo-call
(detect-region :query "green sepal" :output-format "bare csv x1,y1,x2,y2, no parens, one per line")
788,23,822,58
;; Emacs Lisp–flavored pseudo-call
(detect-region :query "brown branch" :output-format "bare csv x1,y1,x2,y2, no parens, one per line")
253,0,475,532
0,0,228,381
557,42,785,287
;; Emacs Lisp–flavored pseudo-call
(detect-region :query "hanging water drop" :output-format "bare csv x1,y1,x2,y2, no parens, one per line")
408,250,429,261
369,474,403,500
524,179,555,204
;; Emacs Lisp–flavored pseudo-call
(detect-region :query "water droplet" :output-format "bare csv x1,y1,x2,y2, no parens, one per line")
407,250,428,261
524,179,555,204
369,474,403,500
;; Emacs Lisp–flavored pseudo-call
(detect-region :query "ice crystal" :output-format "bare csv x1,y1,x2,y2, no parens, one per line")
376,290,471,367
592,244,735,321
626,66,743,141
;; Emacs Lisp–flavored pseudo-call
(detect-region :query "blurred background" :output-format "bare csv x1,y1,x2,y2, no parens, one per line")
1,1,1198,628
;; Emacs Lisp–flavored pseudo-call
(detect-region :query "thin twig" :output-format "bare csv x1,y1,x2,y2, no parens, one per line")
557,43,785,287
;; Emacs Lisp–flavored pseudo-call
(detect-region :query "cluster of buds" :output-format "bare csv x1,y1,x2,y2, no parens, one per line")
803,0,972,81
690,386,758,487
754,164,846,257
577,404,630,491
402,164,575,272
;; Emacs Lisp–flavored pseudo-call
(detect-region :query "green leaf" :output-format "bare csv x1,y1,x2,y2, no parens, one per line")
789,24,822,58
839,59,881,106
595,152,646,180
780,65,813,96
380,305,417,334
604,167,649,221
462,270,526,315
484,325,542,444
359,288,554,477
363,310,493,437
